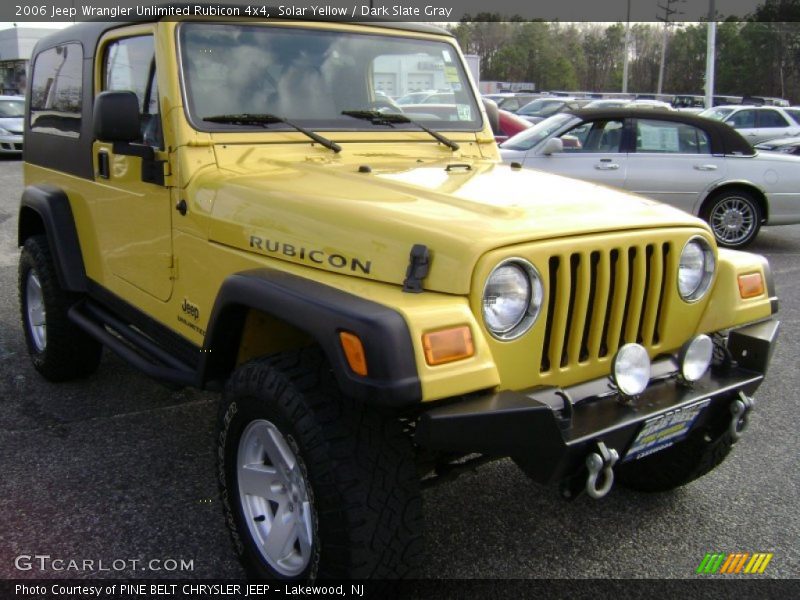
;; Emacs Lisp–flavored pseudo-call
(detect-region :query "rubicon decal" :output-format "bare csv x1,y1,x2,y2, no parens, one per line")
249,236,372,274
696,552,773,574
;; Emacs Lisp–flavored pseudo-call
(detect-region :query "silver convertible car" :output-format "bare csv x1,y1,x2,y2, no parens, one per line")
500,109,800,247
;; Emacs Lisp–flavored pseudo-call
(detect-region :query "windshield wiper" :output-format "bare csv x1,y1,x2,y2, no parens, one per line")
341,110,460,151
204,113,341,153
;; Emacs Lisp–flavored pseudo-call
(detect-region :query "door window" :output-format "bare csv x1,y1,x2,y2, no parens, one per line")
103,35,162,148
635,119,710,154
560,119,624,152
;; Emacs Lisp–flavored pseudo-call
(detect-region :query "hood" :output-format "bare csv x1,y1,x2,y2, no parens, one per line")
0,117,23,134
201,153,706,294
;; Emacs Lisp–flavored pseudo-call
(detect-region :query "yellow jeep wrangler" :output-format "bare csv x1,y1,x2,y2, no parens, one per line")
18,17,779,579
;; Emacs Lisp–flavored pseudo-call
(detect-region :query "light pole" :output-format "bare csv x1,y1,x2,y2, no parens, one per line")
656,0,682,96
622,0,631,94
704,0,716,109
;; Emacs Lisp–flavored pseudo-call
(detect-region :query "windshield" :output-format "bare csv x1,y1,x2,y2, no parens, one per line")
518,99,565,116
499,113,575,151
178,23,481,132
0,99,23,118
699,107,735,121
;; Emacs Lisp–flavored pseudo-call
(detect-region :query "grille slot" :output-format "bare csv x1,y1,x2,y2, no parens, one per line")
540,242,671,373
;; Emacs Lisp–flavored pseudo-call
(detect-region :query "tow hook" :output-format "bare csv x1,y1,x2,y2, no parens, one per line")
585,441,619,499
730,391,755,441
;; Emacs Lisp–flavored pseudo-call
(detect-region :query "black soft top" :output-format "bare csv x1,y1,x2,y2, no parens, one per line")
570,108,756,156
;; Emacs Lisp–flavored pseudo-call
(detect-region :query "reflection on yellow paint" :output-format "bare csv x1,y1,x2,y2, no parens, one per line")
112,155,128,178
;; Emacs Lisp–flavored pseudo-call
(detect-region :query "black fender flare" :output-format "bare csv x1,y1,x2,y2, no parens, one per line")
200,269,422,407
18,185,88,293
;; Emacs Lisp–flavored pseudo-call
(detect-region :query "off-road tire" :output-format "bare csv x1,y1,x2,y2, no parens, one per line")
217,347,423,579
18,235,102,381
616,421,735,493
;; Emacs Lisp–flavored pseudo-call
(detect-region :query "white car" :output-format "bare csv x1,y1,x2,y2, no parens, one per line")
625,99,675,111
516,97,585,124
699,105,800,144
0,95,24,154
500,108,800,247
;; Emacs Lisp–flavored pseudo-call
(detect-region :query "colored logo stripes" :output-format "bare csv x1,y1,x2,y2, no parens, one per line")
696,552,773,574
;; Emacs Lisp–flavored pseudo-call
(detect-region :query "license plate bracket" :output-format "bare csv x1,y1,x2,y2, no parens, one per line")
623,398,711,462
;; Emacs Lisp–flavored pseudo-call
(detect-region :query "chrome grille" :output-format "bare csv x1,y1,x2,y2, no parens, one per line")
540,242,672,373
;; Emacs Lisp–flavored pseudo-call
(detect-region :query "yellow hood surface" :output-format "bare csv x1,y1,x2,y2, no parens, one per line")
202,151,707,294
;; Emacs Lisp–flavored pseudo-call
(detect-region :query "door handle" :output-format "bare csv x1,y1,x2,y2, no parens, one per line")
693,164,718,171
97,151,110,179
595,162,620,170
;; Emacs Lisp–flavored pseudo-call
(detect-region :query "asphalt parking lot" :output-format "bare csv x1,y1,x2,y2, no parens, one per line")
0,155,798,581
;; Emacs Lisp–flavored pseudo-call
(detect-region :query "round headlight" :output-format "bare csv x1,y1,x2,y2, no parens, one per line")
612,343,651,396
482,259,543,340
678,237,715,301
680,334,713,382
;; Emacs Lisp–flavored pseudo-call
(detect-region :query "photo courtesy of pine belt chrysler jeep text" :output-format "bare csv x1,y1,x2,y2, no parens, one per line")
18,16,779,579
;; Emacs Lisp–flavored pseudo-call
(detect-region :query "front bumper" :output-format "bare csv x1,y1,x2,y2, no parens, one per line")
415,319,779,484
0,134,22,153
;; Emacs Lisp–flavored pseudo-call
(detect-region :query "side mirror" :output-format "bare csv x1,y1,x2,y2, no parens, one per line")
94,91,141,143
93,90,162,184
541,137,563,155
482,97,500,136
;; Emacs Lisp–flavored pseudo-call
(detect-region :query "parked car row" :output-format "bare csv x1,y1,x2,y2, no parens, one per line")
485,94,679,124
698,105,800,143
372,90,800,250
499,108,800,248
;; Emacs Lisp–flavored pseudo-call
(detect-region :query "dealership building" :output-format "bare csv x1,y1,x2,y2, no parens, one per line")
0,26,54,95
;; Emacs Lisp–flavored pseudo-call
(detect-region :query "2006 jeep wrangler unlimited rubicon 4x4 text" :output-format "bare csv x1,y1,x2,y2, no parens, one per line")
19,16,779,579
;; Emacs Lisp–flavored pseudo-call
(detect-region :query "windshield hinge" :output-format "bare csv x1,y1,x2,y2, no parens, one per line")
169,256,178,281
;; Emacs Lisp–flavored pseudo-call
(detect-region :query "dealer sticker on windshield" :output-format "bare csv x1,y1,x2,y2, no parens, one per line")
623,398,711,462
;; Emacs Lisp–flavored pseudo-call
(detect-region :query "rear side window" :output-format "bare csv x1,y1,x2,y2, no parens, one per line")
757,109,789,128
29,43,83,138
785,109,800,125
635,119,711,154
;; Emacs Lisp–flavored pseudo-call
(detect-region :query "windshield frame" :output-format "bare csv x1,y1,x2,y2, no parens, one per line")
175,22,484,135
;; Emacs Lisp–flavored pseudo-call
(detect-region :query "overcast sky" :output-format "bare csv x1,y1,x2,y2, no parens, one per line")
0,22,71,30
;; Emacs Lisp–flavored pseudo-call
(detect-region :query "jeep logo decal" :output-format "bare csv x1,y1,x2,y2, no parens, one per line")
181,298,200,320
249,236,372,275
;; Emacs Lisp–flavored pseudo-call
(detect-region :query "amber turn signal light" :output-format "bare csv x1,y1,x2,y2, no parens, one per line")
339,331,368,376
738,272,764,299
422,326,474,366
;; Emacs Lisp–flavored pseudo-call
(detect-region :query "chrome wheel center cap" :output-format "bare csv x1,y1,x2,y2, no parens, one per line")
723,210,743,230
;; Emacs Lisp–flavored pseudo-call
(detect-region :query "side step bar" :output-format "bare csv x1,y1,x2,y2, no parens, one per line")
68,300,196,387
